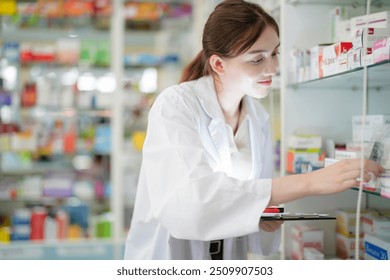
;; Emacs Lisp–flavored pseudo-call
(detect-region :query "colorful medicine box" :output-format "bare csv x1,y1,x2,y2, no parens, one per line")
364,233,390,260
319,41,353,78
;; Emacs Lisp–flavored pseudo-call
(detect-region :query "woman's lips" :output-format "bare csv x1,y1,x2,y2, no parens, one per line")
259,80,272,86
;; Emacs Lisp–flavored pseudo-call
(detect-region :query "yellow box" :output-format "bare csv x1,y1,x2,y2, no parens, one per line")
336,208,373,237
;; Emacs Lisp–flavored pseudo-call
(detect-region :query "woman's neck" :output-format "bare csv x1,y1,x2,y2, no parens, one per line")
216,89,243,134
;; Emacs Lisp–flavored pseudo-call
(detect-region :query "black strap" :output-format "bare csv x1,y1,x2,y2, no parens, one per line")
209,239,223,260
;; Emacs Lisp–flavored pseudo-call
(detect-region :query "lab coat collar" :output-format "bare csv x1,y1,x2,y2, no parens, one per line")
192,76,266,178
193,75,265,126
193,76,225,121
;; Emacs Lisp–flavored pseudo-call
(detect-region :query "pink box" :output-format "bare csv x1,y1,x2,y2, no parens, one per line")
373,37,390,63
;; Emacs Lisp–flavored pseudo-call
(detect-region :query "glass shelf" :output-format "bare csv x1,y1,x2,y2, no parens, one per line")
287,59,390,90
351,187,383,197
19,107,113,119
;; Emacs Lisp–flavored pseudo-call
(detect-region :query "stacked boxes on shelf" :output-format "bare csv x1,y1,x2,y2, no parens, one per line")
352,114,390,194
290,10,390,83
362,210,390,260
325,114,390,197
335,208,390,259
335,208,368,259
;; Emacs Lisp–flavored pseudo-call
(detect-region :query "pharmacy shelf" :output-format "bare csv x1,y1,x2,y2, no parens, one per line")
287,60,390,90
279,0,390,260
1,27,186,48
351,187,383,198
0,239,124,260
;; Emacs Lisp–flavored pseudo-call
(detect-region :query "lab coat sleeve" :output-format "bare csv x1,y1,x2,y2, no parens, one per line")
142,88,272,241
247,107,281,257
247,229,281,256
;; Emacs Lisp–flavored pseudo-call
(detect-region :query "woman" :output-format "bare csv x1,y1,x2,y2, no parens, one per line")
124,0,384,260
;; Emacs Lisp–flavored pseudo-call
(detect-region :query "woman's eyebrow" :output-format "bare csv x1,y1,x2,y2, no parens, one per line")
247,43,280,54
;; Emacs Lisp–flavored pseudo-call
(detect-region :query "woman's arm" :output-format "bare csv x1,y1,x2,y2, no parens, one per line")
269,158,385,206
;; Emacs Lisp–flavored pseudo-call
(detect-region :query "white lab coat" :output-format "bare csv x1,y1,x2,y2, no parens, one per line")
124,75,280,260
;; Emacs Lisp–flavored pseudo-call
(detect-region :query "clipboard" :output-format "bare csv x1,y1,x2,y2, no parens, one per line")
260,212,336,221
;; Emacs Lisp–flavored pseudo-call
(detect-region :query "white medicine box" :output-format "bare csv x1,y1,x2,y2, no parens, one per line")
352,114,390,142
291,224,324,260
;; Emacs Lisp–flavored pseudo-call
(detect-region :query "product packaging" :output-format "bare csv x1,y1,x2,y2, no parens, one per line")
291,224,324,260
350,11,390,36
43,172,75,197
335,208,374,237
319,41,353,77
336,233,365,259
373,37,390,64
364,233,390,260
362,210,390,237
11,208,31,241
352,114,390,142
303,247,324,260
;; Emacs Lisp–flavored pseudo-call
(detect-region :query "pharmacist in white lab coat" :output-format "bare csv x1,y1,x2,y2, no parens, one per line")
124,0,384,260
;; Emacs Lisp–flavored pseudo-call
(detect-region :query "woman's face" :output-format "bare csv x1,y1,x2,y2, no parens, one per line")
220,25,280,99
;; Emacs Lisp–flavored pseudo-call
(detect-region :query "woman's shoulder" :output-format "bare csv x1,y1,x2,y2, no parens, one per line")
153,79,200,107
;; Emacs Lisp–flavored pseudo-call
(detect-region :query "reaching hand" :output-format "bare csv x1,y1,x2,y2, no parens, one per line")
307,158,385,196
270,158,385,206
259,220,284,232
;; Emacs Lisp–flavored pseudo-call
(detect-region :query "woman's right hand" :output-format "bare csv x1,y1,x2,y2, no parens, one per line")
270,158,385,206
307,158,385,196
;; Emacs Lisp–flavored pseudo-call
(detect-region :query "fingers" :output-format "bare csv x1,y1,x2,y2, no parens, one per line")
259,220,284,232
342,169,372,183
343,178,361,189
340,159,384,178
367,160,385,176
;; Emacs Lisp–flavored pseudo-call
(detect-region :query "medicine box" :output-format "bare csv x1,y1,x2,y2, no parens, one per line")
324,157,339,167
380,172,390,198
352,114,390,142
364,233,390,260
335,208,373,237
303,247,324,260
352,27,390,50
347,47,375,70
319,41,353,78
291,224,324,260
288,134,322,149
350,11,390,36
334,149,362,160
287,149,322,174
310,45,321,80
373,37,390,64
362,211,390,237
336,233,365,259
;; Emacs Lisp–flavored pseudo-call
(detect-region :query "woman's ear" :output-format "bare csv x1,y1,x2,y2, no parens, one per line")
209,54,225,75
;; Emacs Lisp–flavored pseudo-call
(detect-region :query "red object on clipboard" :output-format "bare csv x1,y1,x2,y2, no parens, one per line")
263,207,284,213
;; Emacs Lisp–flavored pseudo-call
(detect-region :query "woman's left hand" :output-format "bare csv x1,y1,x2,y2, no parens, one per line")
259,220,284,232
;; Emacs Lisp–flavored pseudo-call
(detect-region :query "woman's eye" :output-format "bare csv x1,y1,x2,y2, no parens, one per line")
252,58,263,64
272,52,280,57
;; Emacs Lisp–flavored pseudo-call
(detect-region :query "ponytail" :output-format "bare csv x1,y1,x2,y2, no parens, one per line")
179,50,209,83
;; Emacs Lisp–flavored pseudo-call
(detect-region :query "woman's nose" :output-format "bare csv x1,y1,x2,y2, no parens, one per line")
264,57,279,76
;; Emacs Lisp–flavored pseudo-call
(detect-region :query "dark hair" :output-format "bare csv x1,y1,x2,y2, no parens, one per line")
180,0,279,83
